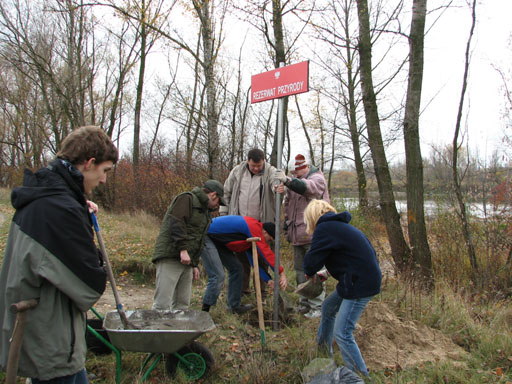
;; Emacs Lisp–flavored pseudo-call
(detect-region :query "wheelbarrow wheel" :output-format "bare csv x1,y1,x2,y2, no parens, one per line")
165,341,215,380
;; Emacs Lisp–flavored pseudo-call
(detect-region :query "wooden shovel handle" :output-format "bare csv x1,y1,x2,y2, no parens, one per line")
10,299,38,314
247,237,265,335
6,299,38,384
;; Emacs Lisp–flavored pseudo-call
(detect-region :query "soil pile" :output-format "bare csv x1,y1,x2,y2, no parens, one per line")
357,301,466,371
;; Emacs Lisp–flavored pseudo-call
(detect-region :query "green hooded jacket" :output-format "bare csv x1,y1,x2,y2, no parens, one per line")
152,187,211,267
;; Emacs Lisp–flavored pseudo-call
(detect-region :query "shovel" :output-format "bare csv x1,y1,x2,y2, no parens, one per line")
91,212,136,330
246,236,266,349
6,299,38,384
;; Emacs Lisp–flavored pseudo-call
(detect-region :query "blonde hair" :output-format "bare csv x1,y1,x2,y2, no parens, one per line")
304,199,337,234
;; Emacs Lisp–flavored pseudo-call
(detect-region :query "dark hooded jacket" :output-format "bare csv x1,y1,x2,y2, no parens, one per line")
303,211,381,299
152,187,212,267
0,159,106,380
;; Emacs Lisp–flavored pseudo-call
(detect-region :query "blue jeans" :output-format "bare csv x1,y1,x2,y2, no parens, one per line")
201,236,244,309
317,290,343,354
317,291,372,376
31,368,88,384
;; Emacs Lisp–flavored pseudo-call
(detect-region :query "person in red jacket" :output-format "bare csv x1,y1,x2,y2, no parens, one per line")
201,215,287,313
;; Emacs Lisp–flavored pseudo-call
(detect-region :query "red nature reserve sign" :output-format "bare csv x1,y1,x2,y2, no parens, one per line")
251,61,309,104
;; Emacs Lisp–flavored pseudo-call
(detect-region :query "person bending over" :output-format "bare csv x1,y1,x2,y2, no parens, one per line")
201,215,287,314
303,199,381,378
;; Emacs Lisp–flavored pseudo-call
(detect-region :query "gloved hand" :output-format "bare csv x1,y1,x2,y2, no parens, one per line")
316,268,329,282
273,169,287,184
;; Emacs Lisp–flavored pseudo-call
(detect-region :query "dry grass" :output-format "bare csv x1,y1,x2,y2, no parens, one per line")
1,188,511,383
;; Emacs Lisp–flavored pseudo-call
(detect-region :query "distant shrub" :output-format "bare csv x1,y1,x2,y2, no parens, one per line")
101,148,212,218
429,210,512,296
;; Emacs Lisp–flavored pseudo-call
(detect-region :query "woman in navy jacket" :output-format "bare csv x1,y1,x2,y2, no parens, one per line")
303,199,381,378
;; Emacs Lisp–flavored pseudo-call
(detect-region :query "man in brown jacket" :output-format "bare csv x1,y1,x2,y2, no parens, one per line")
222,148,282,296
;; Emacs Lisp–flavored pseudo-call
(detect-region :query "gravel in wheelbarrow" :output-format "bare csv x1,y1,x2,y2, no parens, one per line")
103,309,216,354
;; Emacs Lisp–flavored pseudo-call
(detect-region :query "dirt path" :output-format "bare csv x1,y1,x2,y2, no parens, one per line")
91,276,155,313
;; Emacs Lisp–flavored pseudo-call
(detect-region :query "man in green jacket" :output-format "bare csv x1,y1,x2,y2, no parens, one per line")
152,180,225,310
0,126,118,383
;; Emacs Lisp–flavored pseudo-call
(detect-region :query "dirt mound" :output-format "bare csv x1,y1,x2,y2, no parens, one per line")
357,301,466,371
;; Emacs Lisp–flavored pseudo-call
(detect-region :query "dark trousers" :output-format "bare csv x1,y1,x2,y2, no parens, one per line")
237,252,268,297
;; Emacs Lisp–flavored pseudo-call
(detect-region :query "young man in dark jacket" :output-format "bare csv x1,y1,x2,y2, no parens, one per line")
0,126,118,383
152,180,225,311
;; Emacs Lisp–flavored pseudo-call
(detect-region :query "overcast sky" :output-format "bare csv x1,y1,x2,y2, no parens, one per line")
418,0,512,163
119,1,512,168
264,1,512,168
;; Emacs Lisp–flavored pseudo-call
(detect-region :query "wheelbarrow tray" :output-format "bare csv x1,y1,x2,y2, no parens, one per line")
103,309,215,354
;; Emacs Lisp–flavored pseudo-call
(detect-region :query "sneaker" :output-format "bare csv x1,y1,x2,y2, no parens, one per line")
304,309,321,319
229,304,254,314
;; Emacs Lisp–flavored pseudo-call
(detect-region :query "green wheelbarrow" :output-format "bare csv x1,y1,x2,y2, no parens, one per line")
86,308,216,382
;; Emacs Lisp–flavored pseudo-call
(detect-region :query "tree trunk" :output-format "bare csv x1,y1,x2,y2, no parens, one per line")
356,0,411,270
452,0,478,278
133,0,147,173
403,0,433,285
196,0,221,179
185,37,203,177
343,7,368,208
295,98,315,164
270,0,288,166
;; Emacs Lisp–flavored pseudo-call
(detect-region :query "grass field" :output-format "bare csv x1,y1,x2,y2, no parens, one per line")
0,188,511,383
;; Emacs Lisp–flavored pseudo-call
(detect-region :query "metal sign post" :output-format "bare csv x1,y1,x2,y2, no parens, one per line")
250,60,309,331
273,62,285,331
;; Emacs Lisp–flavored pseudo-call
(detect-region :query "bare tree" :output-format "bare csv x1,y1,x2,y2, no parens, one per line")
0,0,100,157
403,0,433,284
311,0,396,208
224,42,251,171
100,20,141,139
192,0,227,179
356,0,411,270
233,0,314,165
108,0,171,172
452,0,478,277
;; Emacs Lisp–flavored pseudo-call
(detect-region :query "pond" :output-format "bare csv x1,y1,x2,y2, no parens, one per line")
334,196,510,218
